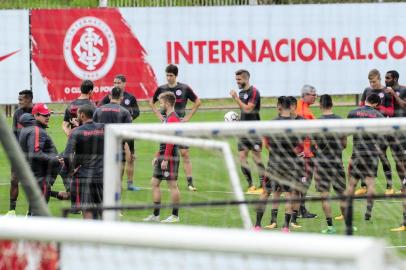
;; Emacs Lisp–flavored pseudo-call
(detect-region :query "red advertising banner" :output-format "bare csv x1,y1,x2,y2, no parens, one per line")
31,8,157,102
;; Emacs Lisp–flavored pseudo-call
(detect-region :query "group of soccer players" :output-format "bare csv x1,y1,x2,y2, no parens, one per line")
5,65,201,223
3,65,406,232
230,68,405,233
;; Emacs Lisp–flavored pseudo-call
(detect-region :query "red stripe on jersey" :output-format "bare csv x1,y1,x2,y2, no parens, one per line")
34,127,40,152
249,88,257,104
164,112,180,159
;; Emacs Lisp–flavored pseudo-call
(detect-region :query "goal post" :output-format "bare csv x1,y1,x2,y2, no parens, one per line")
0,217,404,270
103,125,252,229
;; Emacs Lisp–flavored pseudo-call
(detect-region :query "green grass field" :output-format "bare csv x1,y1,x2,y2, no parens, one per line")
0,104,405,257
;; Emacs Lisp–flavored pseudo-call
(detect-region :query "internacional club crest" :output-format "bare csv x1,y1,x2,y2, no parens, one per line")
63,16,116,80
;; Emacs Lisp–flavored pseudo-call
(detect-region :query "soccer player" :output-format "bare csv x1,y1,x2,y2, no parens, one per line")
356,69,395,195
94,87,133,190
385,71,406,232
230,69,265,194
149,64,201,191
295,85,317,218
143,92,181,223
5,90,33,216
62,80,95,136
100,74,140,191
63,105,105,220
19,104,63,216
346,93,384,221
60,80,96,202
255,97,302,232
315,94,347,233
384,71,406,193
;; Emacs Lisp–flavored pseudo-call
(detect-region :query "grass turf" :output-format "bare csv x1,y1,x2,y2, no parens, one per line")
0,104,405,257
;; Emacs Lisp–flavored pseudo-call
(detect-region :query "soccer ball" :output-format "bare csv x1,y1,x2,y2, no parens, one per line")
224,111,239,122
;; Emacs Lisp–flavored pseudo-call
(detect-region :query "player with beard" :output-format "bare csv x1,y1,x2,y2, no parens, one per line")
230,69,265,194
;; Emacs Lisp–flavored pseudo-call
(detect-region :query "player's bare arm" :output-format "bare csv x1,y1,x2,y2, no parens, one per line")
230,90,255,112
62,121,71,136
182,98,202,122
385,87,406,108
149,98,165,121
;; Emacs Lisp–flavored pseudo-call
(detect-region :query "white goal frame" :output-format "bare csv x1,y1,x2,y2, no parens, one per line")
0,217,403,270
103,127,252,229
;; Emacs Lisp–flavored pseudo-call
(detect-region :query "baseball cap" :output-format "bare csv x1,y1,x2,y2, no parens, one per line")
32,103,52,115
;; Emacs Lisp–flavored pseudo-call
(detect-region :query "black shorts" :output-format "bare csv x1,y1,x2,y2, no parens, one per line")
314,157,346,194
70,177,103,207
387,134,406,162
152,156,180,181
238,137,262,152
265,158,304,193
349,152,379,179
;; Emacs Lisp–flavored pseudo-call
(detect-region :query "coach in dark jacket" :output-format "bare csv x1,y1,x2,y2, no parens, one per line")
19,104,62,212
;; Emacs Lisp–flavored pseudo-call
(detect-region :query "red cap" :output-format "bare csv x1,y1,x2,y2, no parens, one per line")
32,103,51,115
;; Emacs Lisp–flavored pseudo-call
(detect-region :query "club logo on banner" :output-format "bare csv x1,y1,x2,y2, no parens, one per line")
31,8,157,102
63,17,116,81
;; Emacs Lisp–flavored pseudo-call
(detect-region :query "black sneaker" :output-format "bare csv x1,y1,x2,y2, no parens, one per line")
300,208,317,219
364,213,371,221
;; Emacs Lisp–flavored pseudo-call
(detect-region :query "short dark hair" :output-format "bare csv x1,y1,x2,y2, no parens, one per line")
18,90,33,99
366,93,381,106
278,96,291,110
165,64,178,76
114,74,126,83
287,96,297,107
277,96,286,107
78,104,94,119
158,91,176,106
111,87,123,100
80,80,94,94
235,69,250,79
319,94,333,109
387,70,399,81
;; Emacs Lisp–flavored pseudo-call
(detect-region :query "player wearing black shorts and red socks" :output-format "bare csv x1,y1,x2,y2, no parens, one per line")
100,74,141,191
356,69,395,195
230,69,265,194
149,65,201,191
144,92,181,223
315,95,347,234
5,90,33,216
255,97,303,232
346,93,384,222
63,105,105,219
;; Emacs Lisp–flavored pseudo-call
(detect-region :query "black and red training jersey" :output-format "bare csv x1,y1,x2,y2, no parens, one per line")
238,86,261,121
153,83,198,118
